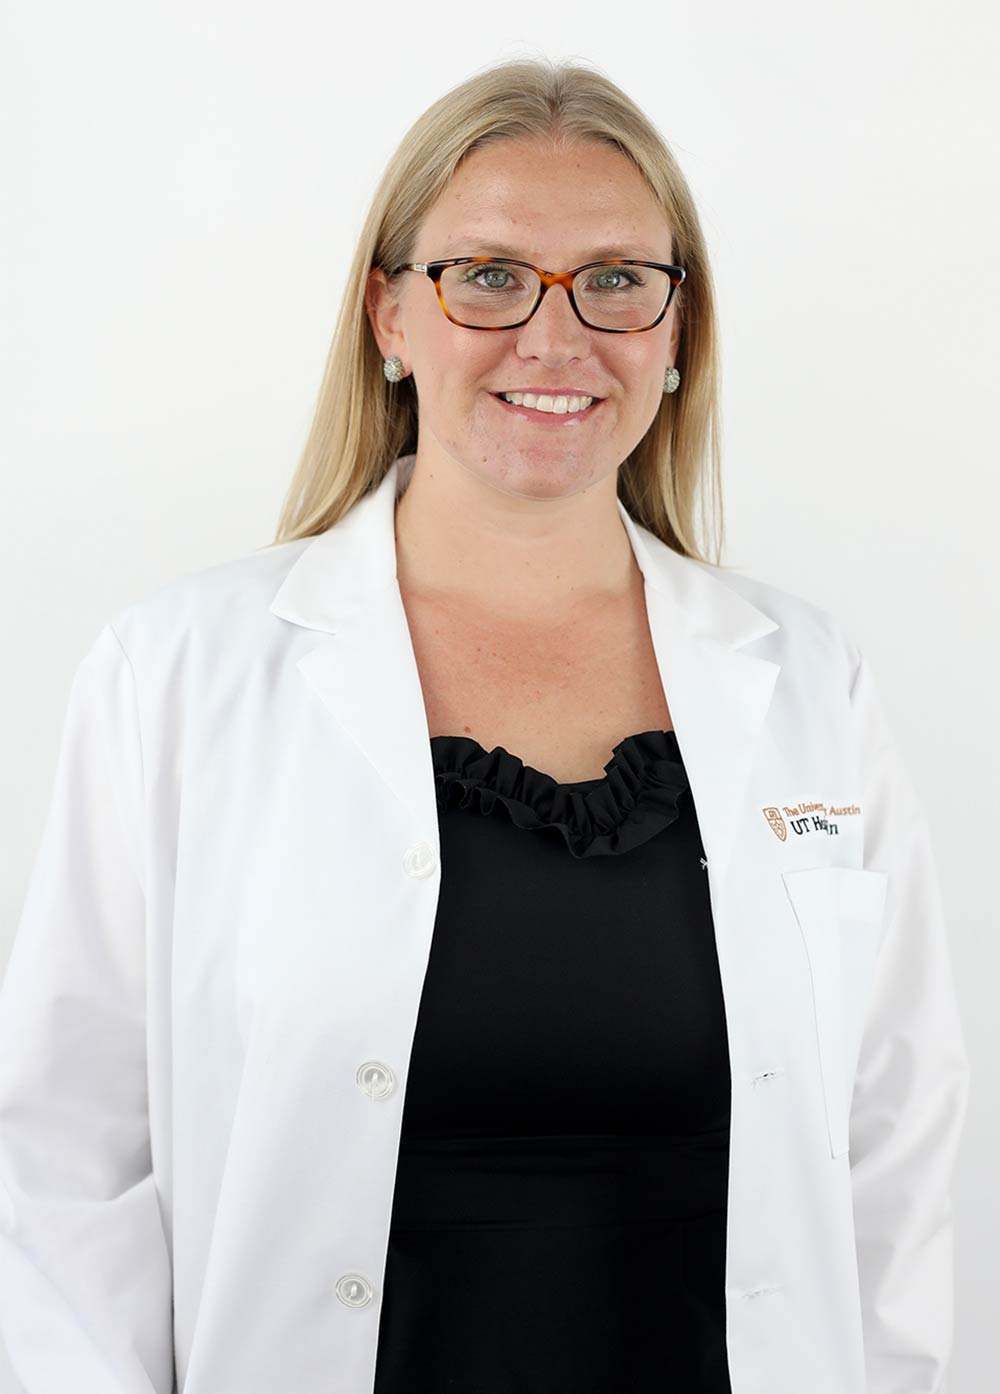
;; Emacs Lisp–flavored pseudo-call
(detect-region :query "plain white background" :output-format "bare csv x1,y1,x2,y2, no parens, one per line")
2,0,997,1383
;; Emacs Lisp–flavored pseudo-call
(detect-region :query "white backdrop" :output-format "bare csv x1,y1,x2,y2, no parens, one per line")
2,0,997,1383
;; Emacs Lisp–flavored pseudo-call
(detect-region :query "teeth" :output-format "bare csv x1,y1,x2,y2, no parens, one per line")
501,391,593,414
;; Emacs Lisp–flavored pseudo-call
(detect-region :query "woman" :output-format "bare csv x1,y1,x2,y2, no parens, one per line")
0,58,970,1394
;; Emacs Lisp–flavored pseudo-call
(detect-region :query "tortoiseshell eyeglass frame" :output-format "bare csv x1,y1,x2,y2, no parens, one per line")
389,256,686,332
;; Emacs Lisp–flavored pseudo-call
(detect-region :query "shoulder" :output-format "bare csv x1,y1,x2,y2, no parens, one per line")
713,559,849,638
630,516,857,674
99,536,315,676
683,552,861,681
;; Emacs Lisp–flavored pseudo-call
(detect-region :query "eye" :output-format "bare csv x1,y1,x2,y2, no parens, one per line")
587,266,647,293
459,263,522,292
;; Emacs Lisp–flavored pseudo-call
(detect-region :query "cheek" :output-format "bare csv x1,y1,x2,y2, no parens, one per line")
606,336,661,389
419,331,503,401
624,351,670,412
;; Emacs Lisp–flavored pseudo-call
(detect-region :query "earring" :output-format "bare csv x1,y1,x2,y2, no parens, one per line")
663,366,680,394
383,355,406,382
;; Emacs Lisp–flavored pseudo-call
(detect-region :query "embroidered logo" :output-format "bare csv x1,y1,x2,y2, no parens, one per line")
763,802,861,840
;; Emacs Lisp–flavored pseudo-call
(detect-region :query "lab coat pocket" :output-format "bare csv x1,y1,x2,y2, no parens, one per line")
781,866,889,1159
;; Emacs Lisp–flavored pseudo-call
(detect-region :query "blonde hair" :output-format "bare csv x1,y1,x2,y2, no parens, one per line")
272,56,726,566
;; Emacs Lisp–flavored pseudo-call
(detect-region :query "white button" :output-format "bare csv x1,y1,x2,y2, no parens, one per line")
403,840,437,878
356,1060,396,1100
335,1272,374,1308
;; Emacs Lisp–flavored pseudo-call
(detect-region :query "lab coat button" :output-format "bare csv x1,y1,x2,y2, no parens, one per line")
403,840,437,878
334,1272,374,1308
356,1060,396,1100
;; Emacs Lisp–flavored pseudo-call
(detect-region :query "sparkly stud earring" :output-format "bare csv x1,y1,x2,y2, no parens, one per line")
663,366,681,394
383,355,406,382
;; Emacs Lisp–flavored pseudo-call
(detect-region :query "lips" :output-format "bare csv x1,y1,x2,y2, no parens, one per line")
491,390,603,401
490,390,603,423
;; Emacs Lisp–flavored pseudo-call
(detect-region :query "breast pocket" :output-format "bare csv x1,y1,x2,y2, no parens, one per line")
781,866,889,1158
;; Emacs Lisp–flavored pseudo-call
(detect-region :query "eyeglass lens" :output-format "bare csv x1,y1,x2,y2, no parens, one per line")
439,261,671,330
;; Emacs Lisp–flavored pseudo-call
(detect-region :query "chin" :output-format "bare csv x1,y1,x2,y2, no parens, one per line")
470,451,609,502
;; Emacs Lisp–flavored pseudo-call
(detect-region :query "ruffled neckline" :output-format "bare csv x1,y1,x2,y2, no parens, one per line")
430,728,688,859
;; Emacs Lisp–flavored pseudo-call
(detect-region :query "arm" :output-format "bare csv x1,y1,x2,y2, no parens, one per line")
0,624,173,1393
846,642,971,1394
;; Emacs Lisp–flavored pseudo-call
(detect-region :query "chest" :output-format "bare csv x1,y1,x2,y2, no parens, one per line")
397,586,674,783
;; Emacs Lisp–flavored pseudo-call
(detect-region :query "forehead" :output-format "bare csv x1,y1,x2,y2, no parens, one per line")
416,137,672,263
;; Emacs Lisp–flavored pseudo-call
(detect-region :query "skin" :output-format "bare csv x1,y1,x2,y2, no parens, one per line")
365,133,682,627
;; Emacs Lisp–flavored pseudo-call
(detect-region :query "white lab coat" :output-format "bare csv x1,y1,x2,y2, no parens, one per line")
0,452,971,1394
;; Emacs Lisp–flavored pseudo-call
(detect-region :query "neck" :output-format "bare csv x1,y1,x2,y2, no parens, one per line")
392,451,641,623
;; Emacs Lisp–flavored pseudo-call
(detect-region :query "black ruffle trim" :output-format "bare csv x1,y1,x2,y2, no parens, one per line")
430,728,688,859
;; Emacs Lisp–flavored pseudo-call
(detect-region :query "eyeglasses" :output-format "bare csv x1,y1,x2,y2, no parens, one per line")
390,256,686,332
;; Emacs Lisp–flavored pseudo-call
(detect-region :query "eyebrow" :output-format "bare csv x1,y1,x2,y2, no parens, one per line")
438,240,668,264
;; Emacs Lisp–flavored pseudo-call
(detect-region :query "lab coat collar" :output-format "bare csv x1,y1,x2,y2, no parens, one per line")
269,452,777,649
269,454,782,883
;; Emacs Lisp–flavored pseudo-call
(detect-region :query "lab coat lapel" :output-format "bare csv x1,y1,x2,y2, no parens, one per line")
269,456,440,835
269,454,782,885
618,510,782,883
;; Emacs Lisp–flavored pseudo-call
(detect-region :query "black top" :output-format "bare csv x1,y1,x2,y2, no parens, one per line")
373,728,733,1394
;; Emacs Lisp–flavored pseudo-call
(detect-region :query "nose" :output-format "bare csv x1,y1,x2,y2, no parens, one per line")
516,282,592,352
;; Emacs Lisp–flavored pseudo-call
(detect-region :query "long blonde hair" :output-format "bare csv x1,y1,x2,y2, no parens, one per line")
272,56,726,566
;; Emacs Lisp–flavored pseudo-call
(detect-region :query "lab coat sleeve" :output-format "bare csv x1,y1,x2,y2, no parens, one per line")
847,643,971,1394
0,624,173,1394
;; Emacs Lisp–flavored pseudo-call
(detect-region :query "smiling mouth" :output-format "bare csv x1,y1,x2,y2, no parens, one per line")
490,391,603,421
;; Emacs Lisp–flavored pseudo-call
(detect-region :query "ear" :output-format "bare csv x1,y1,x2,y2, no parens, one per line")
666,301,682,362
365,267,407,363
